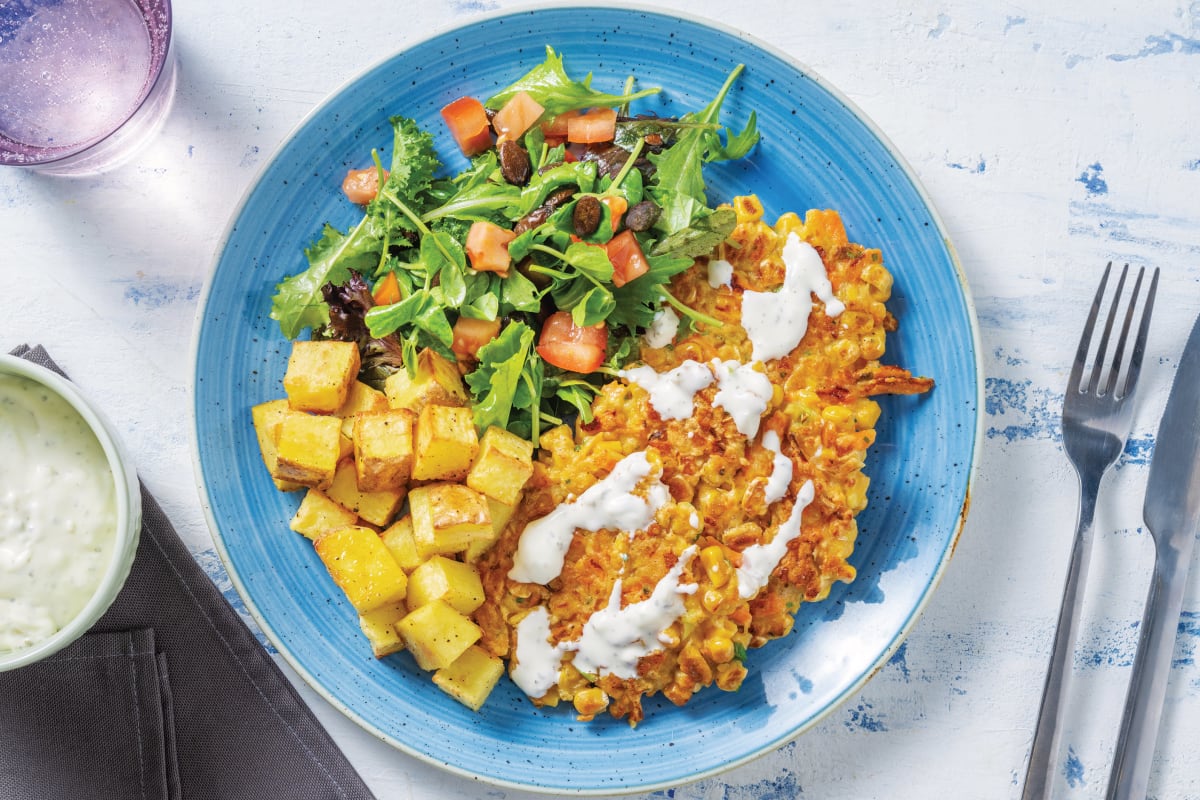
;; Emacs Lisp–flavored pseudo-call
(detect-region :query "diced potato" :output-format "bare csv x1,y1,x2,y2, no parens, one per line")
433,645,505,711
338,432,355,462
412,404,479,481
289,489,357,540
379,515,422,572
409,483,492,558
337,380,389,417
396,600,481,671
313,526,408,613
357,602,407,658
353,409,415,492
466,426,534,505
274,411,342,490
337,380,389,439
407,556,485,614
384,348,469,415
250,399,304,491
464,496,518,563
283,340,361,413
326,460,405,527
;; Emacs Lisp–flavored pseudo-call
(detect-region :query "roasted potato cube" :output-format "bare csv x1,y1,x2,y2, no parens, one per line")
313,526,408,613
284,340,361,413
289,489,357,540
407,555,485,614
409,483,492,558
337,380,389,438
275,411,342,490
396,600,481,671
412,404,479,481
337,380,389,417
384,348,468,415
464,496,518,563
466,426,534,505
357,602,407,658
379,515,422,572
433,645,505,711
353,409,415,492
326,460,405,527
250,399,304,491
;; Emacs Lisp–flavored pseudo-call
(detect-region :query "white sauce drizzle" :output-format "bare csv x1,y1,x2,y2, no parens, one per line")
707,258,734,288
711,359,773,438
761,429,793,505
740,233,845,362
510,607,565,698
642,306,681,349
737,479,816,599
0,374,117,653
572,546,698,680
619,360,714,421
508,451,670,585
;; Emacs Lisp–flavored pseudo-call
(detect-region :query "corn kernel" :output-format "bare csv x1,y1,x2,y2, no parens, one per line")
846,473,871,512
861,262,893,294
572,687,610,718
702,634,735,664
775,210,803,235
860,332,885,360
701,588,725,614
853,399,882,429
831,339,860,366
733,195,763,223
699,545,731,587
822,405,853,425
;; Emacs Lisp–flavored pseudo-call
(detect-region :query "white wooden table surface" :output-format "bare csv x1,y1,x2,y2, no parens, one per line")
4,1,1200,797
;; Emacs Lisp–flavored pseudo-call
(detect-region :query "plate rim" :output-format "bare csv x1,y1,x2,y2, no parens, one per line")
189,2,985,794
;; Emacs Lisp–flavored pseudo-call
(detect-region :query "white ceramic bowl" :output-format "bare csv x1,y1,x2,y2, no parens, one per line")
0,354,142,671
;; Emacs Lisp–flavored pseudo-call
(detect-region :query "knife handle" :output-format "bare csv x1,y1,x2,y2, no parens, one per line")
1106,545,1187,800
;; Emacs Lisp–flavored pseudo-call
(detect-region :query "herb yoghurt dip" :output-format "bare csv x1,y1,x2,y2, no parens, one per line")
0,372,117,653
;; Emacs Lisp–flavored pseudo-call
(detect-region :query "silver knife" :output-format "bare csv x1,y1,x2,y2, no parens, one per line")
1107,310,1200,800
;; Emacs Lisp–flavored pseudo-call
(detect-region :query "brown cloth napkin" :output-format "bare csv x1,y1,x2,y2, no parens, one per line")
0,345,377,800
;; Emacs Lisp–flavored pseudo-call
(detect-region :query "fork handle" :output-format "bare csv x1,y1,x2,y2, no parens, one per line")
1106,544,1186,800
1020,471,1102,800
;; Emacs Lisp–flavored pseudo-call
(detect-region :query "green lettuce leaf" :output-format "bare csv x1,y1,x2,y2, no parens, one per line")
465,322,536,432
271,218,379,339
486,46,661,116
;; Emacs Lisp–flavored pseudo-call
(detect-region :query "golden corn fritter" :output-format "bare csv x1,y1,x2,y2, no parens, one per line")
476,196,934,725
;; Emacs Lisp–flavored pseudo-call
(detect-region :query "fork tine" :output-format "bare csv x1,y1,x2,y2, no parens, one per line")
1118,267,1159,399
1086,263,1130,395
1069,262,1113,394
1103,266,1145,397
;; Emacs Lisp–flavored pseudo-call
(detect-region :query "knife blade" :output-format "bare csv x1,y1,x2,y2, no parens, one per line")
1107,309,1200,800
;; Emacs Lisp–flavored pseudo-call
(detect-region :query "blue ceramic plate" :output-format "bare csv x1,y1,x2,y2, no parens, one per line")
193,5,981,794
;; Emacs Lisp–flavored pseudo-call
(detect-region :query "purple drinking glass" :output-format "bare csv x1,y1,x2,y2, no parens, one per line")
0,0,176,175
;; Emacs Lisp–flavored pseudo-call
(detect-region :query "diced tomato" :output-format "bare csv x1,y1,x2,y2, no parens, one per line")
600,195,628,232
605,229,650,288
567,108,617,144
540,109,582,139
492,91,545,141
562,147,579,163
440,96,493,156
536,311,608,373
465,220,516,275
342,167,387,205
452,316,502,361
371,271,401,306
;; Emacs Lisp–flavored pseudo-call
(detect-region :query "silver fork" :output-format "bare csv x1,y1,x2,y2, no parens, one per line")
1020,262,1159,800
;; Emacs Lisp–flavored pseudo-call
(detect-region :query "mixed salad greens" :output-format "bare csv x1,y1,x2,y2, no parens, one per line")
270,47,758,441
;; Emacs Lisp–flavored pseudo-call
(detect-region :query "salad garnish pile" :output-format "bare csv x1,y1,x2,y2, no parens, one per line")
270,47,758,441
